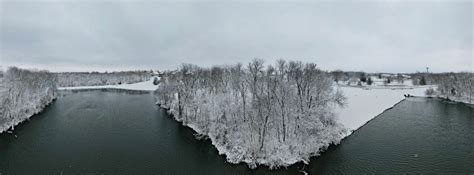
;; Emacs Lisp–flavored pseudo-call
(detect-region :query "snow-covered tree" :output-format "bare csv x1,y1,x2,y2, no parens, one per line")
330,70,344,84
416,72,474,103
0,67,57,133
56,71,152,87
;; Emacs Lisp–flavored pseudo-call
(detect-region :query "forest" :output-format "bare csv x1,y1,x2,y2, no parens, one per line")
56,71,152,87
156,59,347,168
416,72,474,103
0,67,57,133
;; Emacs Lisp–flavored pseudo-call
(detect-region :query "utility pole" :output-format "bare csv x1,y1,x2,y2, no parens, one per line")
424,67,430,85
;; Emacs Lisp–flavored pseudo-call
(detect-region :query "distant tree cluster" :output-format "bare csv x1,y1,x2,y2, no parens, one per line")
413,72,474,102
330,70,366,84
411,74,427,85
157,59,347,168
411,73,429,85
56,71,152,87
432,73,473,102
0,67,57,132
395,73,405,84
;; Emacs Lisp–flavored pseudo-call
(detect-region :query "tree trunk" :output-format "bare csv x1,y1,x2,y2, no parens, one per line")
260,114,269,150
282,116,286,142
241,92,246,122
178,92,184,123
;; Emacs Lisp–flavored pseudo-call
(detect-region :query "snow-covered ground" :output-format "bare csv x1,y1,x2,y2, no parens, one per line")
335,85,435,136
58,77,159,91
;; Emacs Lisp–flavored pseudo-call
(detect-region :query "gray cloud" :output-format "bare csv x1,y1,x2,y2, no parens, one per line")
1,0,472,72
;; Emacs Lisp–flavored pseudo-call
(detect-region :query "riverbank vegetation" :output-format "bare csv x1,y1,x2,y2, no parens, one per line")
412,72,473,103
0,67,57,133
56,71,152,87
156,59,347,168
330,71,413,87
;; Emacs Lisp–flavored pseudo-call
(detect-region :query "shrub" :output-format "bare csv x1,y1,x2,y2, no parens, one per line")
425,88,435,96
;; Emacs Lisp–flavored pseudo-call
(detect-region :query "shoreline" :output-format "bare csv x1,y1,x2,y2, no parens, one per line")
157,103,320,169
340,98,408,138
414,95,474,106
156,85,434,169
57,78,159,91
0,97,56,134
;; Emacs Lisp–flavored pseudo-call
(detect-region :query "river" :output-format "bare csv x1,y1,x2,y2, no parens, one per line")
0,90,472,174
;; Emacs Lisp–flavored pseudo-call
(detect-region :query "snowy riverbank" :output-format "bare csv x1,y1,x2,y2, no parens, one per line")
0,68,57,133
426,94,474,105
335,85,436,136
58,77,159,91
0,97,56,133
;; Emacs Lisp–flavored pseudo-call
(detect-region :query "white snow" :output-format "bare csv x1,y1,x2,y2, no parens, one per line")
58,77,160,91
335,85,435,135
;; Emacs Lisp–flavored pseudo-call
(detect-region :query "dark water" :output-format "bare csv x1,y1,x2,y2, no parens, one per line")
0,90,473,174
306,97,474,174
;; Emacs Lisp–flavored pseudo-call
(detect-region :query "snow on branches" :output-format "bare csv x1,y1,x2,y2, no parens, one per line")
432,72,473,103
56,71,152,87
156,59,347,169
414,72,474,103
0,67,57,133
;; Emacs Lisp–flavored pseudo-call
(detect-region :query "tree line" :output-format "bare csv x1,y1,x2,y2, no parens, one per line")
56,71,152,87
331,70,409,86
415,72,473,103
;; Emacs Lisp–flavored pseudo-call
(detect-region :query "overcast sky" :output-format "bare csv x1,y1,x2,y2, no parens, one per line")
1,0,472,73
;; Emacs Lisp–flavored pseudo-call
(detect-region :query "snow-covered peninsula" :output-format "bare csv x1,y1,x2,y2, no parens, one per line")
157,60,347,169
